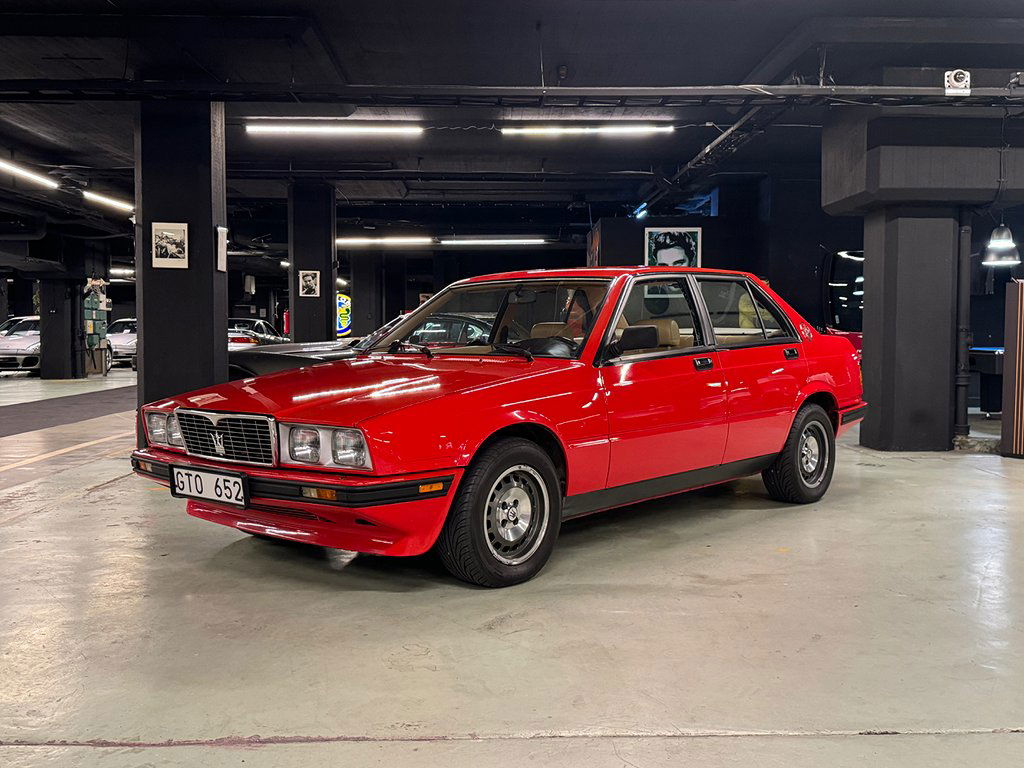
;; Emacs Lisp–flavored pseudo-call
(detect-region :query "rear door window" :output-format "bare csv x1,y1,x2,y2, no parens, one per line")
697,279,792,347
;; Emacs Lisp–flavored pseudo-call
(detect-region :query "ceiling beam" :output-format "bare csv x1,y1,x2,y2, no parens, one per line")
0,81,1022,107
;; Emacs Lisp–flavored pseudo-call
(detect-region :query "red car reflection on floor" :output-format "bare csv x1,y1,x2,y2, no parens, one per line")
132,267,865,587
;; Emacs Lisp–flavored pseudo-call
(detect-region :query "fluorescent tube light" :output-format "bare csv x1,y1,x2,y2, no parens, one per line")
110,267,135,277
335,236,433,246
280,260,291,268
82,190,135,212
440,238,548,246
246,123,424,137
0,157,59,189
502,125,674,136
828,282,847,287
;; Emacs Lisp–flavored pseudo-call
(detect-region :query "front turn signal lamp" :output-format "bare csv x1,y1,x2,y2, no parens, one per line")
279,424,373,470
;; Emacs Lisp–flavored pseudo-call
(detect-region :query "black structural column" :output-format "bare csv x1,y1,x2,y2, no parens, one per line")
287,181,336,342
349,251,383,337
859,207,958,450
135,101,228,406
38,278,85,379
822,106,1024,450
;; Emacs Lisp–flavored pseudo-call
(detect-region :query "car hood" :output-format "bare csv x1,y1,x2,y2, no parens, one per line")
0,332,40,352
167,354,565,424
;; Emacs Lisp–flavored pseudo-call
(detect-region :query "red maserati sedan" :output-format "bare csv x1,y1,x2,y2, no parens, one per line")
132,267,865,587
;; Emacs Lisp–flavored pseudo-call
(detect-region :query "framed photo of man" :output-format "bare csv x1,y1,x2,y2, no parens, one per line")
298,270,321,297
644,227,701,268
152,223,189,269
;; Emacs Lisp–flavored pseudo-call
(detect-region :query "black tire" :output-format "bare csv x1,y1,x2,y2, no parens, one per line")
436,438,561,587
762,403,836,504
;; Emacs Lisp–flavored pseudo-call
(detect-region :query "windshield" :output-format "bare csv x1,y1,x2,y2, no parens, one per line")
370,279,611,359
229,319,260,331
108,319,137,335
6,319,39,335
0,317,20,335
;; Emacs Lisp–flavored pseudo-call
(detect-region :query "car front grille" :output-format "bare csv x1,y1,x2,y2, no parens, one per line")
176,410,276,466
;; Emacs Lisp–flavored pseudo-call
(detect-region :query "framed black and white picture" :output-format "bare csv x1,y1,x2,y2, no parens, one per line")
298,269,321,297
644,227,701,268
152,223,189,269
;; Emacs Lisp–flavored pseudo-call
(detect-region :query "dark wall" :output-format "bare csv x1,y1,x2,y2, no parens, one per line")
764,171,863,326
589,177,857,327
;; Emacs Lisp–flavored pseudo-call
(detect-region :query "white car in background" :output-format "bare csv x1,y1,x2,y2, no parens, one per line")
0,315,41,372
107,317,137,364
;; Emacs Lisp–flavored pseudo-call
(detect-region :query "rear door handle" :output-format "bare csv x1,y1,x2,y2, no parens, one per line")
784,348,800,360
693,356,714,371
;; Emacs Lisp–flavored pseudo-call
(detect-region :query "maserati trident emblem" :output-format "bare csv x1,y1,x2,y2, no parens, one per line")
211,432,226,455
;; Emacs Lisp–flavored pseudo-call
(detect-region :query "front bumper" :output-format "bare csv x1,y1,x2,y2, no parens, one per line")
131,447,462,556
0,353,40,371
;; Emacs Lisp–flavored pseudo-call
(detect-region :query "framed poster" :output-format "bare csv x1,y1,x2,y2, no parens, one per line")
216,226,228,272
299,269,321,297
152,223,189,269
644,227,701,268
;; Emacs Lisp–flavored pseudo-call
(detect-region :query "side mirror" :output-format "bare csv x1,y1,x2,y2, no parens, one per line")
607,324,658,360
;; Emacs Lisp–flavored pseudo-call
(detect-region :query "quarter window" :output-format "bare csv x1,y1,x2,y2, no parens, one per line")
697,279,791,346
610,278,704,357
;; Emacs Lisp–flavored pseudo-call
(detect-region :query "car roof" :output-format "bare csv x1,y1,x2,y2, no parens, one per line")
460,266,757,283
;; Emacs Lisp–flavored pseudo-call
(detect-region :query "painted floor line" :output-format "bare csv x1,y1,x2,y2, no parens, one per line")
0,431,134,474
1,726,1022,749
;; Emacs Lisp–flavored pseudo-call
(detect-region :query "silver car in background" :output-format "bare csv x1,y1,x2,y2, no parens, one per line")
0,315,41,372
107,317,137,365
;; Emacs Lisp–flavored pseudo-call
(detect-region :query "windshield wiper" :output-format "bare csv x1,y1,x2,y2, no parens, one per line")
491,342,533,361
388,340,434,358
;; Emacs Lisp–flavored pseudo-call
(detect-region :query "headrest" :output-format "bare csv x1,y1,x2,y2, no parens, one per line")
645,317,681,346
531,322,567,338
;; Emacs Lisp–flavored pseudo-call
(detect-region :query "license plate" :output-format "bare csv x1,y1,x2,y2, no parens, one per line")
170,466,248,507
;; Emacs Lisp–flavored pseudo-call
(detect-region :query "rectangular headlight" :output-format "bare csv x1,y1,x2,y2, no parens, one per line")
289,427,321,463
145,411,168,444
166,413,184,447
332,428,372,469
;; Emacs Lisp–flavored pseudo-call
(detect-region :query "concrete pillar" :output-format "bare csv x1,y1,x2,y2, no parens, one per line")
859,207,958,451
383,255,407,320
38,278,85,379
135,101,228,406
350,252,382,336
9,275,35,316
287,181,336,342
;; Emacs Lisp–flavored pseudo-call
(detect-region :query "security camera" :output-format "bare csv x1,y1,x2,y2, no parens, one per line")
945,69,971,96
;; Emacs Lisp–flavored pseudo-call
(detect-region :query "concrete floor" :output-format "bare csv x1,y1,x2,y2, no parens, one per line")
1,411,1022,766
0,368,135,407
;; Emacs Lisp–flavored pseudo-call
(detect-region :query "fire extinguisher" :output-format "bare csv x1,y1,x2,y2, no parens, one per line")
283,309,290,336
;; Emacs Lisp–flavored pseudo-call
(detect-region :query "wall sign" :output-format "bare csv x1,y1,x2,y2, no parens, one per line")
298,269,320,297
152,222,189,269
336,292,352,337
644,227,701,268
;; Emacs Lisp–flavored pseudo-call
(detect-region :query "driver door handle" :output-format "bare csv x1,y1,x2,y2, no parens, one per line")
693,356,714,371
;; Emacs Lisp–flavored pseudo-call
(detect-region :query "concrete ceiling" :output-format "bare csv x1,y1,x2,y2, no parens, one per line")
1,1,1024,236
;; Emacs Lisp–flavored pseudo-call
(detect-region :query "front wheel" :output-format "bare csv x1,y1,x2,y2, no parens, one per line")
762,403,836,503
436,438,561,587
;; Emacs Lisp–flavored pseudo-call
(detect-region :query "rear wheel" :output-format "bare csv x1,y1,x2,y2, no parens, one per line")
762,403,836,503
436,438,561,587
